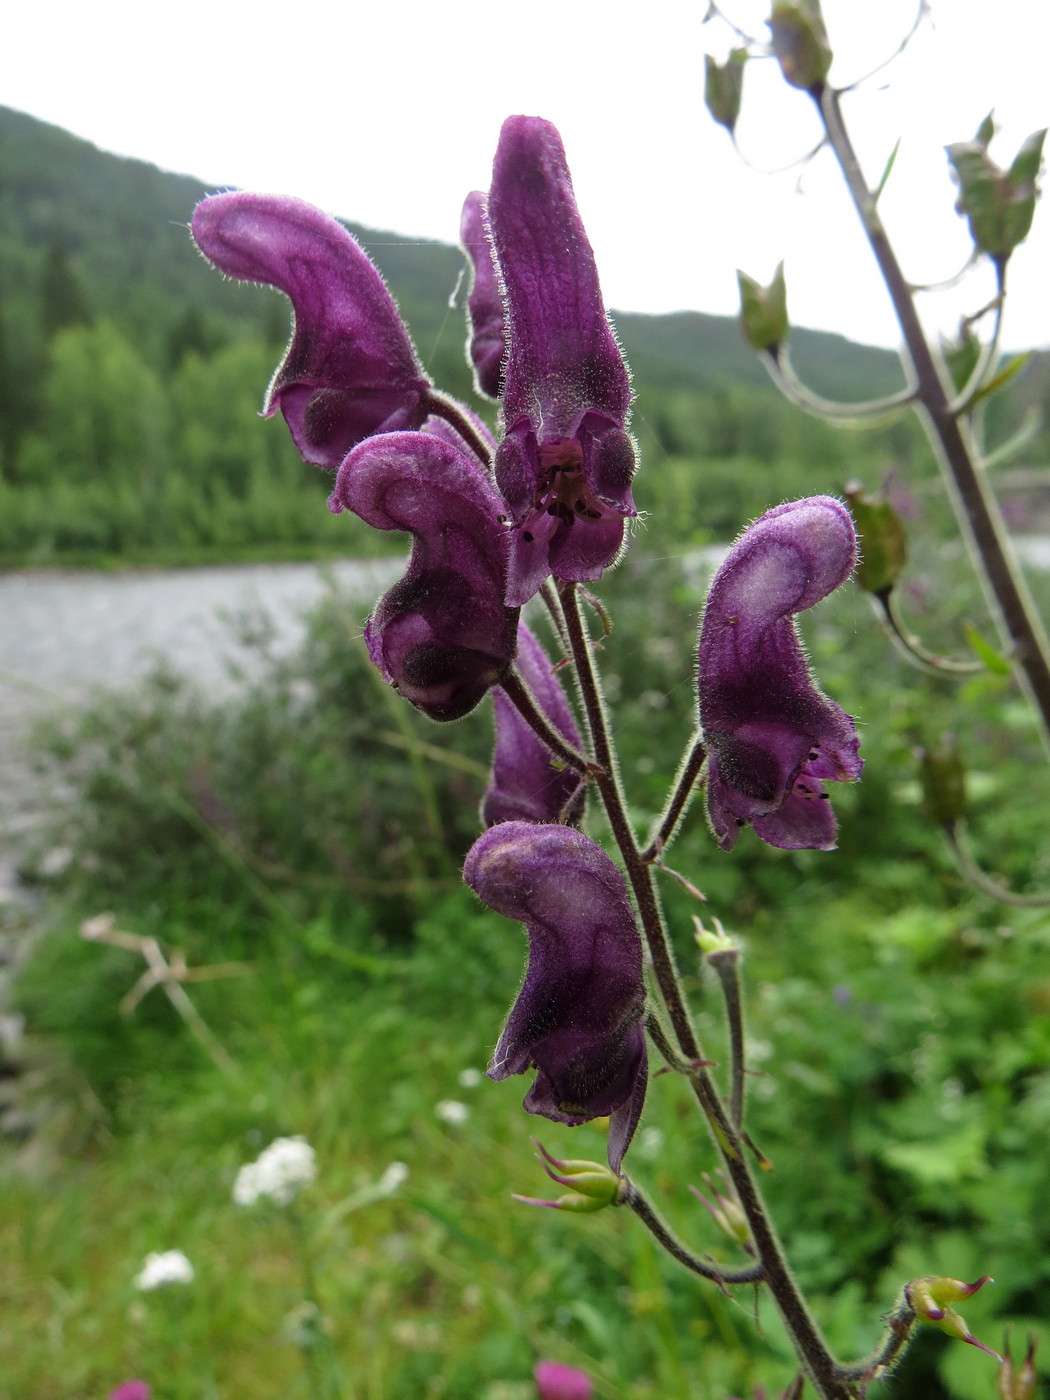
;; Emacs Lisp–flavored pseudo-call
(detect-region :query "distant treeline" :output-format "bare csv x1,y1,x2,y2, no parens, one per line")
2,104,1042,567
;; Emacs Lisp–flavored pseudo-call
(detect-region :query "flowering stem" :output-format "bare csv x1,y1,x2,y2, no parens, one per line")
835,1296,916,1384
422,388,494,469
500,666,600,776
943,819,1050,907
288,1207,342,1400
623,1179,764,1286
816,83,1050,746
874,590,984,677
707,948,747,1129
559,581,853,1399
641,734,707,863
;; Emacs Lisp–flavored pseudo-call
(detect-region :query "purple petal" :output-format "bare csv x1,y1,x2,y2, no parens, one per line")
698,496,862,851
191,193,430,468
486,117,637,602
464,822,646,1169
332,432,519,721
483,623,585,827
460,191,506,400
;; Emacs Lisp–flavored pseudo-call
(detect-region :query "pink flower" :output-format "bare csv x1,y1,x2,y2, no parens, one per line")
108,1383,150,1400
535,1359,592,1400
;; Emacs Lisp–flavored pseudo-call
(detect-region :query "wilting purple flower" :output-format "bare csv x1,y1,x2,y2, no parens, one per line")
535,1359,593,1400
487,117,637,605
697,496,862,851
331,431,519,721
191,193,430,469
482,623,585,826
460,190,505,400
463,822,646,1170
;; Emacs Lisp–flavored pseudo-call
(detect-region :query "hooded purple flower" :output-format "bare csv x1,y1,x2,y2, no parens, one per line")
460,190,506,400
697,496,862,851
483,622,586,827
191,193,431,469
464,822,647,1171
331,431,518,721
486,117,638,605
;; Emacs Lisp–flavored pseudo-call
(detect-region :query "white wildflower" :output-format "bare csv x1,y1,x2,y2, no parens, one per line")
637,1126,664,1161
133,1249,194,1291
435,1099,470,1126
457,1067,483,1089
378,1161,409,1195
232,1134,317,1207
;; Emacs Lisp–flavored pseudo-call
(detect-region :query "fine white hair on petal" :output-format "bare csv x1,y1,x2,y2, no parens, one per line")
232,1135,317,1207
134,1249,195,1290
434,1099,470,1126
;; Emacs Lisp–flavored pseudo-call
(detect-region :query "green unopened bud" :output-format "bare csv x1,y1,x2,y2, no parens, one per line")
513,1142,623,1213
844,482,907,597
704,50,747,134
693,914,735,958
947,117,1046,264
906,1275,1001,1361
940,322,983,394
690,1171,752,1249
916,735,967,827
769,1,832,91
737,263,789,353
999,1334,1038,1400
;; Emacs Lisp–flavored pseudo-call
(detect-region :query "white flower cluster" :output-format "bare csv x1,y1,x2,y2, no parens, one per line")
434,1099,470,1126
233,1135,317,1207
378,1161,409,1194
133,1250,194,1291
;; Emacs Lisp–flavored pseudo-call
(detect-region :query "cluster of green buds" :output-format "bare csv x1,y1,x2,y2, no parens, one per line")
916,734,969,828
905,1275,1001,1360
736,264,790,355
768,0,832,92
690,1170,752,1251
947,115,1047,268
514,1142,625,1213
704,49,747,134
843,482,908,600
998,1334,1038,1400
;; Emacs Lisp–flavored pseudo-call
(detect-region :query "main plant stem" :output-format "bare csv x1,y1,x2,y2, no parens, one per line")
817,85,1050,745
557,582,853,1400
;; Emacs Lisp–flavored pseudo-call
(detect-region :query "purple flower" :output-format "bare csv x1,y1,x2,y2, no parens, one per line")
486,117,638,605
460,190,505,400
483,623,586,827
534,1359,593,1400
463,822,647,1170
331,431,519,721
108,1385,150,1400
697,496,862,851
191,193,431,469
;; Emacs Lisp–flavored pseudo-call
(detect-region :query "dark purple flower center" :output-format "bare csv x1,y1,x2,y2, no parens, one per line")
521,438,612,544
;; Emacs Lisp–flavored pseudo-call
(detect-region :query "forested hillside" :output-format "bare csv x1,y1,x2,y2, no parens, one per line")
0,103,1040,566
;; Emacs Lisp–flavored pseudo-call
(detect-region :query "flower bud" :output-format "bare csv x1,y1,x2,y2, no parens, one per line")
947,118,1046,265
513,1142,624,1213
690,1170,752,1250
768,1,832,91
999,1334,1038,1400
843,482,907,597
940,323,983,396
906,1275,1001,1360
737,264,789,354
916,735,967,827
693,914,735,958
705,50,747,134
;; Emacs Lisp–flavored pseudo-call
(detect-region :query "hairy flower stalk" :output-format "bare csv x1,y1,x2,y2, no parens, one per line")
486,116,638,605
463,821,647,1170
191,193,431,468
697,497,862,850
483,622,586,826
331,431,519,721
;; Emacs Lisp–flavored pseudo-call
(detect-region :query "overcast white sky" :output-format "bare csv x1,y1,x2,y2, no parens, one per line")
3,0,1048,351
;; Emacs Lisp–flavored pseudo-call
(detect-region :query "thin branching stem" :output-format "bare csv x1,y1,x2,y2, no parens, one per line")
765,346,917,424
623,1180,764,1287
500,666,599,776
816,83,1050,748
944,819,1050,908
423,388,494,468
642,733,707,863
708,948,747,1129
835,1298,916,1384
559,580,853,1400
874,590,985,677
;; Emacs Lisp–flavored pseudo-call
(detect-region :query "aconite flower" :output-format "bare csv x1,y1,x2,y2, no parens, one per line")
463,821,646,1170
331,431,519,721
697,496,862,850
460,189,506,400
486,117,637,605
191,192,431,468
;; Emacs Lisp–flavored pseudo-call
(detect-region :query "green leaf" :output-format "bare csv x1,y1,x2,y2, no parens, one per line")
962,621,1012,675
873,137,901,206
